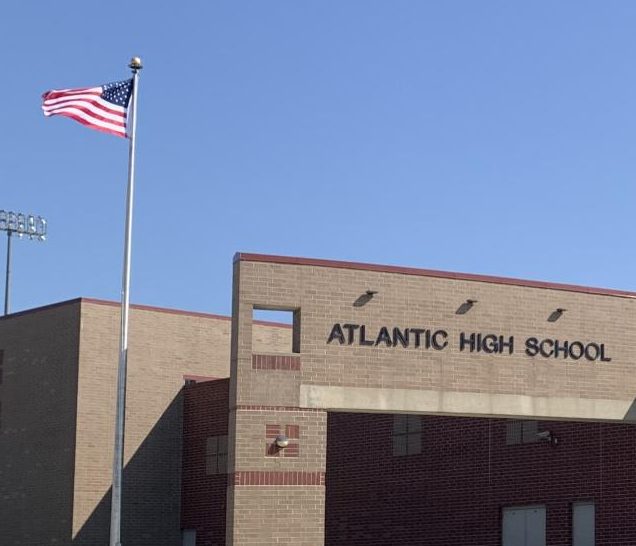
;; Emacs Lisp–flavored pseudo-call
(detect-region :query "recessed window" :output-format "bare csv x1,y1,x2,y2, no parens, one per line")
506,420,539,445
205,435,228,475
393,415,422,456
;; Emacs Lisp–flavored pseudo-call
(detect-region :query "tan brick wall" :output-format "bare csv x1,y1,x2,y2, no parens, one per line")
230,487,325,545
0,295,298,546
235,258,636,411
227,254,636,545
232,408,326,471
72,300,291,545
73,302,230,545
0,301,81,546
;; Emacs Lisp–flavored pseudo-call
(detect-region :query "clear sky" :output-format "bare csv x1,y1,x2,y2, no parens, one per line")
2,1,636,316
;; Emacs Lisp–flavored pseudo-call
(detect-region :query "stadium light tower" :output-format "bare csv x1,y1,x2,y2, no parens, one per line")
0,210,47,316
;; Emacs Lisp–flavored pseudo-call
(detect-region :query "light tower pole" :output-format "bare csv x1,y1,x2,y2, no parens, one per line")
0,210,47,315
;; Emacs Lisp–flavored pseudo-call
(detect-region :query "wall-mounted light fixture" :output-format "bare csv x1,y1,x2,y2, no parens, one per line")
456,299,477,315
353,290,378,307
536,430,558,446
548,308,566,322
275,434,289,449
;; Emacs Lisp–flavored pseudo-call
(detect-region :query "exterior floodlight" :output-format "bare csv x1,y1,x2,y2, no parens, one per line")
0,209,48,315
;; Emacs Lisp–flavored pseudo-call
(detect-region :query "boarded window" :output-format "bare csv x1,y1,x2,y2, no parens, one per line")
205,435,228,475
393,415,422,456
502,505,546,546
572,502,595,546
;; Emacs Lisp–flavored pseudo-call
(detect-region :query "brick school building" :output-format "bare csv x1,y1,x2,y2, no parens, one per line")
2,253,636,545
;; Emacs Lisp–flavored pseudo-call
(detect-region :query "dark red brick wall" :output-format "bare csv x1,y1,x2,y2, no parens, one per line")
181,379,229,546
182,392,636,545
325,414,636,546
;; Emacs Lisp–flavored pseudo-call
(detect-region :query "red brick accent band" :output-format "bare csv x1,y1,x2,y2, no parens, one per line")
252,354,301,371
235,405,325,413
234,252,636,299
265,424,300,440
232,471,324,486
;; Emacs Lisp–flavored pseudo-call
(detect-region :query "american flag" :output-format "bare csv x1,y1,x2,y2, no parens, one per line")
41,79,133,138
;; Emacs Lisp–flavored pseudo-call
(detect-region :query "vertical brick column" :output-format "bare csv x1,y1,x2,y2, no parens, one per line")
226,259,327,545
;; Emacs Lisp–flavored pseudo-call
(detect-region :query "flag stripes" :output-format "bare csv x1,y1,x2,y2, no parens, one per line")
42,80,133,138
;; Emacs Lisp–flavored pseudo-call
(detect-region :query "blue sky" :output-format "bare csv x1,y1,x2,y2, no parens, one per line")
2,1,636,316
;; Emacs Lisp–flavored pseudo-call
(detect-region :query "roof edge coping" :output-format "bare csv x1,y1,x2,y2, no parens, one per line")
234,252,636,300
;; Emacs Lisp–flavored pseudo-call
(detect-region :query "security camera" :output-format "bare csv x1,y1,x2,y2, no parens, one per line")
536,430,558,446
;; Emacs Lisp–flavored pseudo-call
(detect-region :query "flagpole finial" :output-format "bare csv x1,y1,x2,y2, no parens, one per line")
129,57,143,72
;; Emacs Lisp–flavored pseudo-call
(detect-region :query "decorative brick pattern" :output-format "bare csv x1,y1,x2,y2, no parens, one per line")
233,471,324,486
265,424,282,438
286,424,300,439
265,423,300,457
252,353,301,371
236,404,323,412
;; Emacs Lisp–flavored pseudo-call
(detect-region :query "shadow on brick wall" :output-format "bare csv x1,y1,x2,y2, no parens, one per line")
72,390,184,546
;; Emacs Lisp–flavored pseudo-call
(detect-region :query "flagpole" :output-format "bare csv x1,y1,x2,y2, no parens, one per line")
110,56,142,546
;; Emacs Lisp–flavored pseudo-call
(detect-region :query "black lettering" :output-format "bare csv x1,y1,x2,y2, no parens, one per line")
600,344,612,362
327,324,345,345
499,336,514,355
569,341,584,360
554,340,569,359
411,328,426,348
342,324,359,345
393,327,409,348
482,334,498,354
539,339,554,358
376,326,392,347
584,343,600,361
459,332,476,352
525,337,539,357
359,325,374,346
432,330,448,350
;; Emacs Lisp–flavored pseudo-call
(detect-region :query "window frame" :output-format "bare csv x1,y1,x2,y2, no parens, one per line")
392,414,422,456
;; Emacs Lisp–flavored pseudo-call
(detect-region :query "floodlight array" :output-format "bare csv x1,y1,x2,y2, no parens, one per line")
0,210,47,241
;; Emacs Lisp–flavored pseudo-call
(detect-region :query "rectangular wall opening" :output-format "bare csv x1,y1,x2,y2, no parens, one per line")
252,307,301,354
